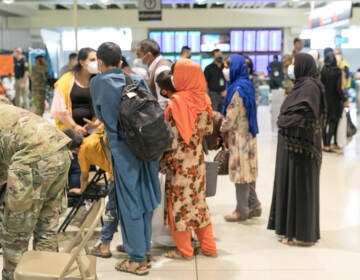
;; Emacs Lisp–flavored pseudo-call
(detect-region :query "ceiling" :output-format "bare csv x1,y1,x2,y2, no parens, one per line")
0,0,359,17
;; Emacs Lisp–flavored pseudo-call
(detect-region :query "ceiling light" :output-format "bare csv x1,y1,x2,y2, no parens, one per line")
3,0,14,4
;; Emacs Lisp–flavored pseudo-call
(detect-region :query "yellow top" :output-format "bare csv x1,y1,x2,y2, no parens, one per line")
51,71,97,131
77,127,113,180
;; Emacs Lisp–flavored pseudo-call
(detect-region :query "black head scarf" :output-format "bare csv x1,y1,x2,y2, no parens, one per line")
324,52,337,68
323,47,334,58
278,53,327,161
281,53,327,121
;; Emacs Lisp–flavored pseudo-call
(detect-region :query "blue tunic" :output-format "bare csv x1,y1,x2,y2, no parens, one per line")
90,69,161,220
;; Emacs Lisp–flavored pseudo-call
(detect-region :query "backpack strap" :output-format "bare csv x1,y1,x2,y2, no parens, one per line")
124,72,134,86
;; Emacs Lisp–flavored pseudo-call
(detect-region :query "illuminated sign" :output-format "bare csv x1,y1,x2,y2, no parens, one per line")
309,1,352,28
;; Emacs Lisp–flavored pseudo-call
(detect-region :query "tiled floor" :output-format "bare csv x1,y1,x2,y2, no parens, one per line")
2,106,360,279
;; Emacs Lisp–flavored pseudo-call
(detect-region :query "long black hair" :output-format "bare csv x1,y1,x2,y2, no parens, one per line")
72,47,96,73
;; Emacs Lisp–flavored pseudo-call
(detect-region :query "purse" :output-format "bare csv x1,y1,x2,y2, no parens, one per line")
336,110,347,148
206,161,218,197
346,111,357,138
204,111,224,150
214,147,229,175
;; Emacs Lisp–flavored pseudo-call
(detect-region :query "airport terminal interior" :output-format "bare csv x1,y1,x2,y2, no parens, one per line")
1,0,360,279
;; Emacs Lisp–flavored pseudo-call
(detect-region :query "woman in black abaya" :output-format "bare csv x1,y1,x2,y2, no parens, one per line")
267,53,327,246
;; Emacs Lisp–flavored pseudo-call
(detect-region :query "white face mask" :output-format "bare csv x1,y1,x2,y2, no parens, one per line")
87,61,98,74
335,54,342,61
287,65,295,80
133,58,145,68
170,75,176,90
222,68,230,82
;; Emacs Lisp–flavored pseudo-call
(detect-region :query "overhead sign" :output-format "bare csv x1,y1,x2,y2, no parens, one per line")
309,1,352,29
138,0,162,21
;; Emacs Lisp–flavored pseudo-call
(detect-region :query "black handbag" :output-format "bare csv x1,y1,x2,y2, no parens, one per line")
214,148,229,175
346,111,357,138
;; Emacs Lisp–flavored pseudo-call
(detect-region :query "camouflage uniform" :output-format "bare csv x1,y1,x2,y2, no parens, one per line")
0,98,71,280
30,61,48,116
282,53,294,95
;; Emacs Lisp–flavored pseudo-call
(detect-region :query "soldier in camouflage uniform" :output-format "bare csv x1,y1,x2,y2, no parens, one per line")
283,38,303,95
30,55,48,116
0,95,72,280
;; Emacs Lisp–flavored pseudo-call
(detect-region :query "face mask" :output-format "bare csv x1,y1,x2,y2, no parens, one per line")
141,53,149,67
215,56,223,63
170,75,176,90
287,65,295,80
133,58,145,68
335,54,342,61
222,68,230,82
87,61,98,74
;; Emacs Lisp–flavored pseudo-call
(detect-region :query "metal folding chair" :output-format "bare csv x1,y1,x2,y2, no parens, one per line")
58,169,109,233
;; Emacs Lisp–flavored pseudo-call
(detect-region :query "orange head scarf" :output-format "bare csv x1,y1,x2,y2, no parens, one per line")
164,58,213,145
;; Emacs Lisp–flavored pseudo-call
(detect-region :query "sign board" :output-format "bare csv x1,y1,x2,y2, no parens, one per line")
138,0,162,21
309,1,352,29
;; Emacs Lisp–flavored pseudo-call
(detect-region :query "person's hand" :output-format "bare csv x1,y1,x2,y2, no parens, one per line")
221,90,227,98
343,101,350,108
69,188,82,195
74,124,87,136
20,82,26,89
83,118,100,131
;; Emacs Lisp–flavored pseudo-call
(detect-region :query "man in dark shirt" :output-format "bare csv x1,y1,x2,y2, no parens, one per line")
204,49,226,112
13,48,29,109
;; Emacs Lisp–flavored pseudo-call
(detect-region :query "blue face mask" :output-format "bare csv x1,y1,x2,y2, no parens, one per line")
287,65,295,80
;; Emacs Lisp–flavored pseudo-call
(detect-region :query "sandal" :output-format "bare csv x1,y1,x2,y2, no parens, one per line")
115,259,149,276
279,238,294,246
224,211,248,222
292,239,315,247
195,247,218,258
164,248,193,260
116,244,125,253
146,253,152,268
248,205,262,219
89,243,112,258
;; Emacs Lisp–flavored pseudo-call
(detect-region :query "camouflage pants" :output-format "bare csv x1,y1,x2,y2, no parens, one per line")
14,78,29,109
32,88,46,116
1,149,71,280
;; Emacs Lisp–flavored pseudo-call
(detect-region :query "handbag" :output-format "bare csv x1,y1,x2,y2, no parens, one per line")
204,111,224,150
346,111,357,138
214,148,229,175
205,161,218,197
336,110,347,148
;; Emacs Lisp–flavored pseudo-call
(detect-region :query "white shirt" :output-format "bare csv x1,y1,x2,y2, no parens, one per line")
149,55,171,110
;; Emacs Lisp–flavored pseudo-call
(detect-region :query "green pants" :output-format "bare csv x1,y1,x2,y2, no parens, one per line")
1,149,71,280
32,88,46,116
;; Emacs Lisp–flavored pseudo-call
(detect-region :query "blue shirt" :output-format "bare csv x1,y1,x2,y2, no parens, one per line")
90,69,160,219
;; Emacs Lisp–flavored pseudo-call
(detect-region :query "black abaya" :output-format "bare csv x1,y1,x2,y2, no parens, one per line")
267,53,326,244
267,134,320,243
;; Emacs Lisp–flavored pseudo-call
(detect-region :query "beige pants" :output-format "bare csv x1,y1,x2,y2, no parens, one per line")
14,78,29,109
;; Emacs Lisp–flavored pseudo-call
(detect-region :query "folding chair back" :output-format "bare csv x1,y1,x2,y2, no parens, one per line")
14,197,105,280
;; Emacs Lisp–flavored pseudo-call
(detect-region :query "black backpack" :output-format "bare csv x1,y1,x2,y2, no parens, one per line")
118,74,174,161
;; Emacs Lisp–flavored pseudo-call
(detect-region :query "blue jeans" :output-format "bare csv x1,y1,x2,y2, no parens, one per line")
100,182,118,243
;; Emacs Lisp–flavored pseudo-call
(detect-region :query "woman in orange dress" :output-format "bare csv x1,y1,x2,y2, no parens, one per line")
160,59,217,259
